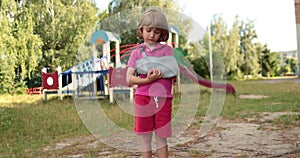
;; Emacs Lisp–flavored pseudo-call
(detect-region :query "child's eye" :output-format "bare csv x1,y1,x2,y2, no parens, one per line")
154,31,161,34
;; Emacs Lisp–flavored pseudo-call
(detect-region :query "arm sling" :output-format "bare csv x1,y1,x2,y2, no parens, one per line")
136,47,179,78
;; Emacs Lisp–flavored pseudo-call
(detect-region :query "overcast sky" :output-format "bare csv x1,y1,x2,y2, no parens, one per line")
96,0,297,52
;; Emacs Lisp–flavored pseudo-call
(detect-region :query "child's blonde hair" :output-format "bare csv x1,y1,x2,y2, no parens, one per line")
137,8,169,42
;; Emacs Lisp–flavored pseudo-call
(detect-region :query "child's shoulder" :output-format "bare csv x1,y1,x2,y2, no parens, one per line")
131,44,142,51
130,44,143,56
155,43,172,50
159,43,174,55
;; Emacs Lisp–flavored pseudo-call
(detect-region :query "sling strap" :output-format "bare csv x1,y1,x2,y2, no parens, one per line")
135,46,179,78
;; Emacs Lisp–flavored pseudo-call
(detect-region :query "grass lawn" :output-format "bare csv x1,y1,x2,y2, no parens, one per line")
0,79,299,157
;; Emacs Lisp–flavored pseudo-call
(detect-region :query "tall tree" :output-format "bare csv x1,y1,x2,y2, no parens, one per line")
0,0,43,93
198,15,243,79
98,0,192,48
14,6,43,82
239,19,260,77
0,0,18,93
30,0,98,71
210,15,231,79
0,0,98,93
189,15,267,80
224,16,244,79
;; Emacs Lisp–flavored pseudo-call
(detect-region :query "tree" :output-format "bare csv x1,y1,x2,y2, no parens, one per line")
208,15,244,79
14,6,43,82
0,0,43,94
192,15,243,80
239,19,260,78
30,0,98,72
0,12,18,93
97,0,192,48
0,0,98,93
189,15,273,80
257,44,281,77
284,57,297,74
224,16,244,79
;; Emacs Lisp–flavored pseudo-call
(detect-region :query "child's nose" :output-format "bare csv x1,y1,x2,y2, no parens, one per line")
150,31,155,37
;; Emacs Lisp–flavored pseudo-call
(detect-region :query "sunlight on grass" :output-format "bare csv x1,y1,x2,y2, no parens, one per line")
0,94,43,107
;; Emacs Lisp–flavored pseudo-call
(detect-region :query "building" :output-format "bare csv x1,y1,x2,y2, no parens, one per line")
278,50,297,66
294,0,300,76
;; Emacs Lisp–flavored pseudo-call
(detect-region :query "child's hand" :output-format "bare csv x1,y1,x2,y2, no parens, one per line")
147,68,163,82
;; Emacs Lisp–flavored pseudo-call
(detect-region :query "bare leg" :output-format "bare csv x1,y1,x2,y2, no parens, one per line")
155,135,168,158
140,133,153,158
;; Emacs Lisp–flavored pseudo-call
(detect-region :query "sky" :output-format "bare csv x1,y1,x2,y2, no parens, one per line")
96,0,297,52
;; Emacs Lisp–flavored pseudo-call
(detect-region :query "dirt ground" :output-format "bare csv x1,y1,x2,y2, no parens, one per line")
42,111,300,158
42,78,300,158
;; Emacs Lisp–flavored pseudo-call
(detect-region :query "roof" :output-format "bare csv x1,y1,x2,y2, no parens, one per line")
169,24,180,35
90,30,121,45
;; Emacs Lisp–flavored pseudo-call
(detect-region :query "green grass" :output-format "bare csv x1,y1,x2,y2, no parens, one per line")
272,114,300,127
0,96,89,157
221,80,300,120
0,79,300,157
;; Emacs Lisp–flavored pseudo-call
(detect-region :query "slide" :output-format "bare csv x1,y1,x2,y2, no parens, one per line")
173,48,236,94
60,57,108,93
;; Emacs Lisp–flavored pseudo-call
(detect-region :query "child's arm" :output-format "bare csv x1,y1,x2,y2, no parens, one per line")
126,67,162,86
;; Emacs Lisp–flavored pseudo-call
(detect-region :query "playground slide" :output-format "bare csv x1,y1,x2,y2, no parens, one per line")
61,57,107,92
173,48,236,94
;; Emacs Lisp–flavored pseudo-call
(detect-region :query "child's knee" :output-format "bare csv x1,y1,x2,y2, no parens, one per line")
155,135,167,147
140,133,153,151
141,133,152,142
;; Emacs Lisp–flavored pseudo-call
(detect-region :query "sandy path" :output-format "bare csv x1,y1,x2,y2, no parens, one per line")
42,112,300,158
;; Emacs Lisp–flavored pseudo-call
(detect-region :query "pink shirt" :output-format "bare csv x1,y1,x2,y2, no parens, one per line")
127,43,174,98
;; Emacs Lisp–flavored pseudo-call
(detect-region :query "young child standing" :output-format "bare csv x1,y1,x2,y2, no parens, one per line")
126,8,175,158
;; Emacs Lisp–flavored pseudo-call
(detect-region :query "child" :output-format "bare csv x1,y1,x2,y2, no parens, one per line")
126,8,175,158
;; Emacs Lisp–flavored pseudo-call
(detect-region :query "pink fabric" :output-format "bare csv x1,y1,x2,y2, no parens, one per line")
127,43,174,98
134,95,172,138
109,67,131,87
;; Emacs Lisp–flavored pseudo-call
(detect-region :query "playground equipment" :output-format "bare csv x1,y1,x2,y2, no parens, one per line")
42,30,133,101
41,23,235,101
108,66,134,103
168,25,180,48
26,87,43,94
42,67,62,100
42,66,78,100
90,30,134,102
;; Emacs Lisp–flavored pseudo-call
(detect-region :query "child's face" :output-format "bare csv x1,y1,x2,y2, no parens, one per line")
142,26,162,46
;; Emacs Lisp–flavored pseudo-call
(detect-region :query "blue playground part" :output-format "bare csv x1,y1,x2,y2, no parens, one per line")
59,54,109,98
90,30,121,44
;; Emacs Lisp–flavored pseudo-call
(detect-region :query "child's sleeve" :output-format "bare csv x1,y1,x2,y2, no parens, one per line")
165,45,174,56
127,48,138,68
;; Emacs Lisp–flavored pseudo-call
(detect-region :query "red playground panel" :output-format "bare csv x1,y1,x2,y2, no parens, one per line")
42,71,59,90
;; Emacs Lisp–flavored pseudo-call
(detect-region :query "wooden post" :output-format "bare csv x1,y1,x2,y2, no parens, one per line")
71,67,78,98
115,40,121,67
57,66,63,100
167,32,172,47
174,33,179,48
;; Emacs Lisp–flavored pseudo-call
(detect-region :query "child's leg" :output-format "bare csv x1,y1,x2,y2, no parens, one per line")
140,133,153,158
155,134,168,158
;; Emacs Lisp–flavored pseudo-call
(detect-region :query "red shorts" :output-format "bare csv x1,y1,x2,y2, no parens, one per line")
134,95,173,138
